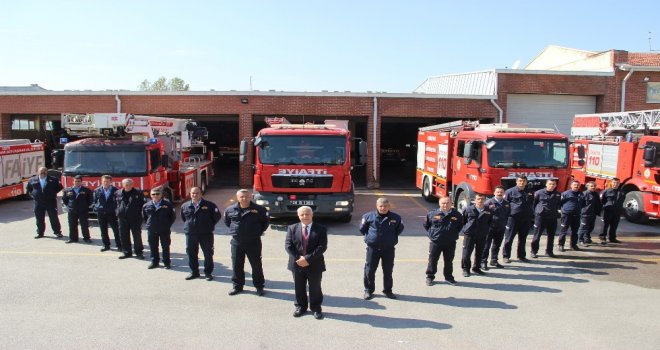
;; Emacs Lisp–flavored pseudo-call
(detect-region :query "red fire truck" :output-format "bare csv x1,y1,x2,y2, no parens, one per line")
0,139,45,200
56,113,213,201
416,120,571,210
239,118,366,221
570,109,660,223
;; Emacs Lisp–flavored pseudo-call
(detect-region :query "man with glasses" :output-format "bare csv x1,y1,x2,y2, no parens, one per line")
142,187,176,269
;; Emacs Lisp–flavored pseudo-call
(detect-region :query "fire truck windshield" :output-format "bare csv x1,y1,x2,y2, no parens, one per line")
487,139,568,168
258,135,347,165
63,150,147,176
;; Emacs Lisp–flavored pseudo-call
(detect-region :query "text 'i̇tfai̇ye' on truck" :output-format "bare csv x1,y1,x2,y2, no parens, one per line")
0,139,45,201
239,117,367,222
416,120,571,211
571,109,660,223
55,113,213,202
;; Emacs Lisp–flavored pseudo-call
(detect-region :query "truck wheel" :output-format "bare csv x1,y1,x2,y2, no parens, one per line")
422,177,434,202
456,191,471,212
623,191,649,224
339,214,352,223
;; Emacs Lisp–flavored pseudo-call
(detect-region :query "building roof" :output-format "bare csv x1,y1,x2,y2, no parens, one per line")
0,84,48,92
524,45,613,72
413,70,497,98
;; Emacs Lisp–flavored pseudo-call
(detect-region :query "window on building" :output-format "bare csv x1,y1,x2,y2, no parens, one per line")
11,119,36,130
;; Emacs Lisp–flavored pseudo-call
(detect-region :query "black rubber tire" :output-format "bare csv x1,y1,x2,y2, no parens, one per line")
422,176,435,202
456,191,471,212
623,191,649,224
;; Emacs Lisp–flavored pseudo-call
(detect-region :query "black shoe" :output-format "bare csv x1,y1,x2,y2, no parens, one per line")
185,273,200,280
34,234,44,239
610,239,621,243
82,238,92,243
383,291,397,299
558,245,565,252
115,246,123,251
256,288,265,296
100,246,111,252
118,254,132,259
54,233,64,238
363,291,374,300
571,245,581,251
164,263,171,269
490,261,504,268
228,287,243,295
313,311,324,320
547,252,556,258
585,239,593,244
445,279,458,286
65,239,77,244
519,257,529,262
293,308,306,317
135,254,145,260
205,274,213,281
462,270,470,277
531,252,539,258
600,239,607,245
503,258,511,263
425,278,433,286
147,262,158,269
481,263,489,271
471,268,485,275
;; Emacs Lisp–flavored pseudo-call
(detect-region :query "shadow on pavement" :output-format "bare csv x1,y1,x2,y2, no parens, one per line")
486,271,589,283
326,312,452,330
457,281,562,293
397,294,517,309
505,264,609,275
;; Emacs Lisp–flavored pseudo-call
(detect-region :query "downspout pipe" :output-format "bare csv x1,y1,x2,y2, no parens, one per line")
372,97,378,184
115,95,122,113
620,69,634,112
490,99,503,124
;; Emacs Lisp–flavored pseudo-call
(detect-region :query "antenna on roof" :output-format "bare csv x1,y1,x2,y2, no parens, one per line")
649,32,659,52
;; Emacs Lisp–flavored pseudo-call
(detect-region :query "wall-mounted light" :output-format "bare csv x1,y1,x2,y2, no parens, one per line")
240,98,249,104
643,76,650,82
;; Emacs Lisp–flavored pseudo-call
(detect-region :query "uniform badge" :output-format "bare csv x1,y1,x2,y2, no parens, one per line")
162,205,168,208
390,219,397,223
450,217,457,221
202,206,208,210
250,209,258,213
432,215,442,220
68,192,74,197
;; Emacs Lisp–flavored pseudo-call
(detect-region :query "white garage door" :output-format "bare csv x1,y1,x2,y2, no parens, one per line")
506,94,596,138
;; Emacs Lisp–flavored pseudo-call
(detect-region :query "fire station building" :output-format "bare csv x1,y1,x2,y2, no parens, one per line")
1,46,659,188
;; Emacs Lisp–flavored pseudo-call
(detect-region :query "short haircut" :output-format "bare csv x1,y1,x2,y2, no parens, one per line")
570,180,580,185
122,178,133,185
151,186,163,194
474,192,486,198
493,185,505,191
101,175,112,180
438,196,451,203
190,186,201,193
546,178,557,184
236,189,250,195
74,175,83,180
297,206,313,215
516,175,528,181
612,177,620,182
376,197,390,205
586,181,596,187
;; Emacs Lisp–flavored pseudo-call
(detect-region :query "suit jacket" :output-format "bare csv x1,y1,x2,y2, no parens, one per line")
62,186,93,215
26,175,63,207
93,185,119,215
285,222,327,273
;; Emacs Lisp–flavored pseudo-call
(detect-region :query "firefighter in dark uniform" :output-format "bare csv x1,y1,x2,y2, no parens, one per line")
360,197,404,300
530,179,561,258
181,187,221,280
460,193,492,277
26,166,63,239
578,181,602,246
558,180,582,252
481,186,509,270
424,196,464,286
94,175,121,252
115,178,146,259
62,175,93,243
224,189,270,296
600,178,624,244
142,187,176,269
502,175,534,263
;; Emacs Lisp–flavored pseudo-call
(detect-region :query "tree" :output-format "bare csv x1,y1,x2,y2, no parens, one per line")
138,76,190,91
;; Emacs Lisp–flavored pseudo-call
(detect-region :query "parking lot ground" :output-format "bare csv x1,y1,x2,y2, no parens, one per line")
1,187,659,349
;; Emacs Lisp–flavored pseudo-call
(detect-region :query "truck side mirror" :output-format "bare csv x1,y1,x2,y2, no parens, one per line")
577,144,585,159
463,142,474,165
643,146,656,167
239,140,248,163
358,141,368,166
51,149,63,169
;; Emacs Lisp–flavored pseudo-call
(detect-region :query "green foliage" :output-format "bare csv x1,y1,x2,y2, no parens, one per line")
138,76,190,91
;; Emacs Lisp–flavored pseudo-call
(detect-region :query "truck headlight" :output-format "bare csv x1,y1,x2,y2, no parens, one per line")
256,199,269,206
335,201,350,206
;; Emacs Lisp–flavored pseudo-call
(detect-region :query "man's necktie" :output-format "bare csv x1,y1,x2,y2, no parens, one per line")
302,225,309,255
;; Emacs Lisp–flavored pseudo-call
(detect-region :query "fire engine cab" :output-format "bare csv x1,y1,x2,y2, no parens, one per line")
416,120,571,210
0,139,45,201
56,113,213,201
571,109,660,223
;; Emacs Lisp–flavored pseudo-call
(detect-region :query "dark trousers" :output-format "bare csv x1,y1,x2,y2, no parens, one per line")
482,228,505,264
600,208,621,240
118,217,143,255
292,269,323,312
426,240,456,281
98,212,121,249
578,215,597,243
186,234,214,275
559,214,580,247
148,229,171,265
67,212,90,241
462,235,485,271
363,246,395,293
34,204,61,236
230,238,265,289
531,216,557,254
503,215,531,259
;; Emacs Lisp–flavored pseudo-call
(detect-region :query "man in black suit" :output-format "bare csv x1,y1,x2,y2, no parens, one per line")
62,175,93,243
94,175,121,252
285,206,327,320
26,166,63,239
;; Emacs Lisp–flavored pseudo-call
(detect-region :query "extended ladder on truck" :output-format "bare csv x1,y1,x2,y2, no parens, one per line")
572,109,660,137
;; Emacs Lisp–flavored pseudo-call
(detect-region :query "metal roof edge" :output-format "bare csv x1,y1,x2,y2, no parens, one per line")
617,64,660,72
495,69,614,76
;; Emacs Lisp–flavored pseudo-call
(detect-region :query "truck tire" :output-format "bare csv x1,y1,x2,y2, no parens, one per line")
623,191,649,224
422,177,435,202
456,191,471,213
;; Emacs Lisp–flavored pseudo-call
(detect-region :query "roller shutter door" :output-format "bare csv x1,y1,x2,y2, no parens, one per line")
506,94,596,138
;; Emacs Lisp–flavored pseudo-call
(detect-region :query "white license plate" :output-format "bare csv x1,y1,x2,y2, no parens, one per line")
290,200,314,205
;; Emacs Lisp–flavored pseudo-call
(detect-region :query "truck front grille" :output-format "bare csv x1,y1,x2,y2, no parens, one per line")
271,175,333,188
